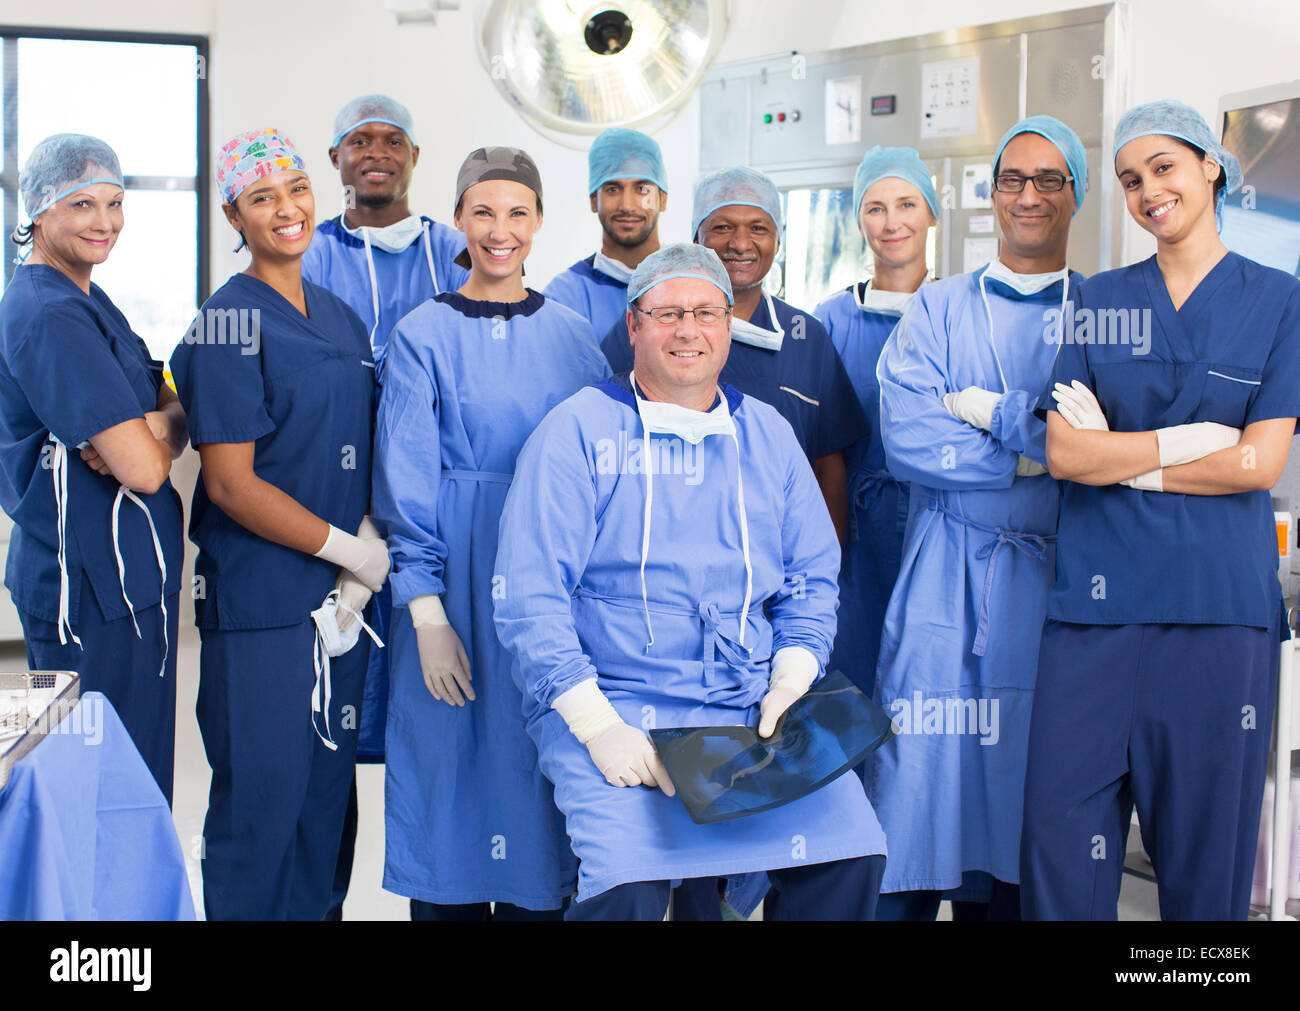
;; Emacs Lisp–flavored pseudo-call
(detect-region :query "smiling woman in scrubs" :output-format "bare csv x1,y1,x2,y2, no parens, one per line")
815,147,938,700
1022,101,1300,920
372,146,608,921
170,129,389,921
0,134,186,803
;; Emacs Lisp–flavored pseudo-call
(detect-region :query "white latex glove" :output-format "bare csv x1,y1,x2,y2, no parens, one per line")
942,387,1002,432
335,571,372,631
587,723,675,793
314,520,391,592
1155,422,1242,468
1016,456,1050,477
410,595,474,706
1051,381,1109,431
759,647,819,739
552,679,675,795
1121,469,1164,492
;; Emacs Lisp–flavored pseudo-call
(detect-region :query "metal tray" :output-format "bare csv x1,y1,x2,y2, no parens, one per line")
0,672,81,792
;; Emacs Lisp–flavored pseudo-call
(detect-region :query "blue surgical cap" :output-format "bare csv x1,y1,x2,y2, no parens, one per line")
691,167,783,243
1114,100,1243,230
331,94,417,149
627,242,734,306
19,133,123,221
852,145,940,228
588,128,667,195
993,115,1088,215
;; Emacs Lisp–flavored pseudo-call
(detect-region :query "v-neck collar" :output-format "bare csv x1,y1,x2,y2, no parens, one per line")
1140,251,1237,362
231,271,335,342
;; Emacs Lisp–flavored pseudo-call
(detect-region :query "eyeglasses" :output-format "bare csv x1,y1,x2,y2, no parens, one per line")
634,306,731,326
993,172,1073,194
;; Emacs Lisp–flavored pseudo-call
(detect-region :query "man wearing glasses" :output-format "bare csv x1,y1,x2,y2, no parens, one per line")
493,243,887,921
868,116,1089,921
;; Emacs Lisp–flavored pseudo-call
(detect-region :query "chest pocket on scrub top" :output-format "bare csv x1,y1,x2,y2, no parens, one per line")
1201,362,1262,427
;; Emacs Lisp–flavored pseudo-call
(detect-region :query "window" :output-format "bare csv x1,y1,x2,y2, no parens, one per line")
0,26,209,360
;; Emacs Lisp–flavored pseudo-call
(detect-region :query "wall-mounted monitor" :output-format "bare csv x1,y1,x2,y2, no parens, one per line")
1219,81,1300,277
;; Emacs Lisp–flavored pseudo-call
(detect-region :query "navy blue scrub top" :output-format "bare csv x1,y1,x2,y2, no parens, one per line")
0,264,183,625
169,273,374,630
601,293,867,461
1048,252,1300,628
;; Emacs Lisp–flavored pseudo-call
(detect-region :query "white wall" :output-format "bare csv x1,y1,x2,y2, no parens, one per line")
6,0,1299,286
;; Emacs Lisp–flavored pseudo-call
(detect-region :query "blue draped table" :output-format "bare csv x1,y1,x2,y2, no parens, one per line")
0,691,194,920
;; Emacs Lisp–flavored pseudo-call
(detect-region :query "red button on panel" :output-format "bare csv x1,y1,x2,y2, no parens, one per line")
777,112,786,122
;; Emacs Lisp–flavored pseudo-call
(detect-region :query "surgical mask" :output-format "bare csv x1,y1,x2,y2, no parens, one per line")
982,256,1068,296
730,292,785,351
632,375,736,444
630,374,753,658
592,251,635,284
340,210,444,351
977,259,1070,393
856,279,923,317
311,589,383,751
341,212,425,254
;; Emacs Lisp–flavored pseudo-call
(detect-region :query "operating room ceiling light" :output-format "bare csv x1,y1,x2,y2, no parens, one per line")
386,0,460,24
477,0,729,144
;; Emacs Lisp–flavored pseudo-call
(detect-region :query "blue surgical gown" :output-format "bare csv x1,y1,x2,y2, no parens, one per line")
543,254,630,341
871,266,1085,893
493,376,886,902
301,215,465,757
1048,252,1300,628
301,215,468,352
815,283,910,695
0,264,184,626
601,293,867,461
169,273,375,628
372,290,609,909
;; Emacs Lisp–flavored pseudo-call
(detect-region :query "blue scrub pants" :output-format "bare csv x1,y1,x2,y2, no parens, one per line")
325,591,386,921
1021,621,1277,921
409,898,568,921
197,620,367,921
875,878,1021,921
565,856,885,921
20,576,179,805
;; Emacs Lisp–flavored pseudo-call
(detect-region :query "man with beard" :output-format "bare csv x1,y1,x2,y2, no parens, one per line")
544,128,667,339
301,94,468,919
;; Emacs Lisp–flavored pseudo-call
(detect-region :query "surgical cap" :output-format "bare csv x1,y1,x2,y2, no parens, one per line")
1114,100,1243,228
852,146,940,228
454,146,543,214
331,94,418,149
691,167,783,242
19,133,123,221
588,128,667,195
216,128,306,205
993,115,1089,214
627,242,734,306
